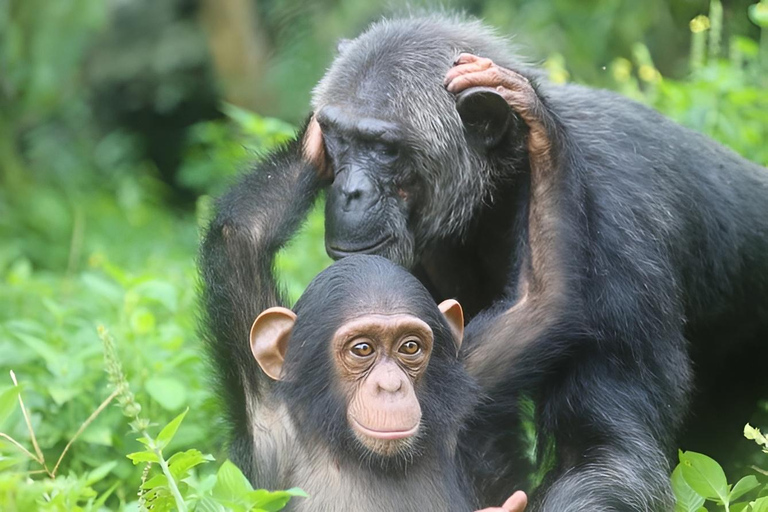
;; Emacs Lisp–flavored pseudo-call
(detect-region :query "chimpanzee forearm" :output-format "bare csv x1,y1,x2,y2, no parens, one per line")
448,57,678,511
199,121,324,475
451,64,588,391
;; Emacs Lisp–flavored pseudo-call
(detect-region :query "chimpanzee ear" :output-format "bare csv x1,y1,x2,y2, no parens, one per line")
456,86,513,150
438,299,464,353
250,307,297,380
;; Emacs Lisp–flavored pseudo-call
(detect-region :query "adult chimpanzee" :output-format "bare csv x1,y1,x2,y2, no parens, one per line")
239,254,526,511
201,13,768,512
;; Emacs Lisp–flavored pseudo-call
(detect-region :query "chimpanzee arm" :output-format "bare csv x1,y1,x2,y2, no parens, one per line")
199,118,325,475
446,54,587,390
446,55,678,512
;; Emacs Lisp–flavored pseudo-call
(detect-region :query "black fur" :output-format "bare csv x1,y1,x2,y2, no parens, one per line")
201,13,768,512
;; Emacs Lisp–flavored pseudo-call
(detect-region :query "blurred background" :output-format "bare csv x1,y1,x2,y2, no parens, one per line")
1,0,767,509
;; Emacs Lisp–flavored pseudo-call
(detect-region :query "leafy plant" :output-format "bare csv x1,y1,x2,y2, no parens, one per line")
672,425,768,512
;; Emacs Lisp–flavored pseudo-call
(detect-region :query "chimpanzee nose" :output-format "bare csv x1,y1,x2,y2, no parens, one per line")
338,167,376,212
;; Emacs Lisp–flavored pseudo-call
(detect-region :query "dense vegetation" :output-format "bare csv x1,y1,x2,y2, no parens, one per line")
1,0,766,510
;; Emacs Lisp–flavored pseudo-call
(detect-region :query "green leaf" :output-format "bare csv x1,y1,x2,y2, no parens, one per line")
92,481,120,510
0,385,20,426
678,450,729,502
749,2,768,28
127,450,160,464
730,475,760,502
155,407,189,450
745,424,768,448
132,280,178,311
0,454,26,471
146,377,188,411
195,497,227,512
141,473,169,490
752,496,768,512
85,460,118,486
212,459,253,503
167,448,213,480
247,488,308,511
672,464,706,512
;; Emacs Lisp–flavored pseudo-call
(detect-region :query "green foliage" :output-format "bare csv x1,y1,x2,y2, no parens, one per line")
603,1,768,167
672,426,768,512
1,0,766,510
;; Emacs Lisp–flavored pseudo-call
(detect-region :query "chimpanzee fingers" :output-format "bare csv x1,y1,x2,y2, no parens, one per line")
454,52,490,66
445,67,528,95
445,56,493,85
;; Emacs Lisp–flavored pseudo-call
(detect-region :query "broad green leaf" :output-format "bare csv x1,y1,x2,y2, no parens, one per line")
247,487,308,511
85,460,118,486
127,450,160,464
0,454,26,472
132,280,178,311
730,475,760,502
731,503,749,512
752,496,768,512
80,424,114,447
672,464,705,512
155,407,189,450
213,459,253,503
0,385,20,426
745,424,768,447
92,481,120,509
141,473,168,490
678,450,729,502
196,497,227,512
81,272,124,301
146,377,188,411
167,448,213,480
47,384,79,406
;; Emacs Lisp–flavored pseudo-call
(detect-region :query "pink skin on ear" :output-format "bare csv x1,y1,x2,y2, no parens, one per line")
438,299,464,352
250,307,296,380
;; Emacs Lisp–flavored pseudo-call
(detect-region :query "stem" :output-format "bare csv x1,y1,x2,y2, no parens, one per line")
146,433,187,512
708,0,723,59
51,389,119,477
0,432,38,461
10,371,45,465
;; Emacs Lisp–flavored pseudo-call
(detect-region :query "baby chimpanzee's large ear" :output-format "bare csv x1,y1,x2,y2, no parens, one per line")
438,299,464,353
250,307,297,380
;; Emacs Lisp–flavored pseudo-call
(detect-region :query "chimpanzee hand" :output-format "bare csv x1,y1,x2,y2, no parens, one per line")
475,490,528,512
302,116,332,180
444,53,551,160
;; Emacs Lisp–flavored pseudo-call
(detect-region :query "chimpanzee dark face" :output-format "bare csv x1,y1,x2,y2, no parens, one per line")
317,106,420,268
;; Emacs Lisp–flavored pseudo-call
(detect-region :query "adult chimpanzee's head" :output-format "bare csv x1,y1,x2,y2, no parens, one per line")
249,255,476,468
311,16,529,268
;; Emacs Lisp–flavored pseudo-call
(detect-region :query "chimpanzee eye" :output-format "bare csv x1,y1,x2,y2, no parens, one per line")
351,342,374,357
368,140,399,161
399,340,421,355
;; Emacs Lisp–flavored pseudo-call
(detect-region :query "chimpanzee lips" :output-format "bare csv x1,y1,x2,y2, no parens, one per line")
349,416,420,441
327,236,392,258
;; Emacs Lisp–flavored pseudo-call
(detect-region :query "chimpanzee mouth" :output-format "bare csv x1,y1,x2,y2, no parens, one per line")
326,236,392,259
349,416,420,441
